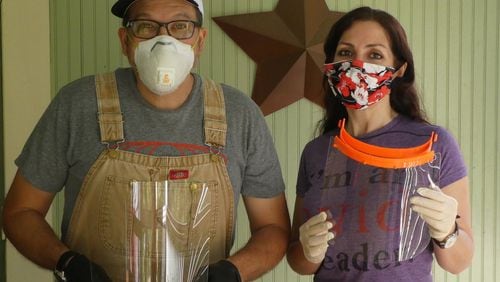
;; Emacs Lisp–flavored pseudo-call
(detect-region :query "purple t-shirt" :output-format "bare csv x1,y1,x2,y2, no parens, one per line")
297,115,467,282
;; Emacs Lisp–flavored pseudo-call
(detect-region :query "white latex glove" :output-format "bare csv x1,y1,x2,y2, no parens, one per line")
299,211,335,264
410,185,458,241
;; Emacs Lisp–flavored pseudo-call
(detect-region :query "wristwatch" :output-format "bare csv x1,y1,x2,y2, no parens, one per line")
432,222,459,249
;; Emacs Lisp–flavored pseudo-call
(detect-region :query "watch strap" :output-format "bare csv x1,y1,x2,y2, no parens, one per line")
432,222,459,249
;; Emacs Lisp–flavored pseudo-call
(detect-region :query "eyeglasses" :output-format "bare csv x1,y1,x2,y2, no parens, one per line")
126,19,200,40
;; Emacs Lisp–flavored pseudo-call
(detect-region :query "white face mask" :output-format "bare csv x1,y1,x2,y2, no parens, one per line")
134,35,195,96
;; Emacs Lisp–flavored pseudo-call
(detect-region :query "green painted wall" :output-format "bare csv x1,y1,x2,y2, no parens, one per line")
0,6,5,282
42,0,500,281
2,0,53,281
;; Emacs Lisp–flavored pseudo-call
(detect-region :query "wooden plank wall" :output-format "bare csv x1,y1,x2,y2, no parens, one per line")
49,0,499,281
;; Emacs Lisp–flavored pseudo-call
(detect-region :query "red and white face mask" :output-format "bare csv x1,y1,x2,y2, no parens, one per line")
324,59,396,110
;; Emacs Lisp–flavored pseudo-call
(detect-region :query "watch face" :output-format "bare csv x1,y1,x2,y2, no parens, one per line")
434,223,459,249
443,233,458,248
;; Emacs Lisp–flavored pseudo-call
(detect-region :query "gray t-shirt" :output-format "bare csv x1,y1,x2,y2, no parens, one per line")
16,68,285,237
297,115,467,282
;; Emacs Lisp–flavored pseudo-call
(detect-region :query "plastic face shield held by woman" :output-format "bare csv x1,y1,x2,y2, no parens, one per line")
320,120,440,266
127,180,211,282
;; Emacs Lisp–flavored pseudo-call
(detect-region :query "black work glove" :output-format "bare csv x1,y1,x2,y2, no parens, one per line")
54,251,111,282
208,259,241,282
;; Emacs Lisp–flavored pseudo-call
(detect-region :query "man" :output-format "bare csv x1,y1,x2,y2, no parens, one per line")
2,0,290,281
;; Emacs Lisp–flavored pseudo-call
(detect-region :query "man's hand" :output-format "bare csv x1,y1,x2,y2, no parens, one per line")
55,251,111,282
410,187,458,241
208,260,241,282
299,211,334,264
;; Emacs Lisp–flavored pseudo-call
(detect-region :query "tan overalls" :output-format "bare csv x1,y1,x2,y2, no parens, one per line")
65,72,234,281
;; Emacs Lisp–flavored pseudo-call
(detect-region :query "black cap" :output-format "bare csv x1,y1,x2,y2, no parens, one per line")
111,0,202,18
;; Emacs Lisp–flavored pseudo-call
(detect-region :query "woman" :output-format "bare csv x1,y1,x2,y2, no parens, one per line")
287,6,473,281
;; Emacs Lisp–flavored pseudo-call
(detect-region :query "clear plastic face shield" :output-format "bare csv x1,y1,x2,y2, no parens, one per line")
127,180,211,281
320,120,440,266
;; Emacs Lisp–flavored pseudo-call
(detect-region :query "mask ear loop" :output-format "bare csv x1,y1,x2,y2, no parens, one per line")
191,35,200,50
190,31,204,68
126,31,141,70
190,24,205,51
391,62,408,80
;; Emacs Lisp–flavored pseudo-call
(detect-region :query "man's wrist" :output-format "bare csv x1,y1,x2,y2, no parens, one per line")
54,250,79,281
208,259,242,282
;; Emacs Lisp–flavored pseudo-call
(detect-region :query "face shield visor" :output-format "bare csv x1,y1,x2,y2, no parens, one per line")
126,180,211,282
320,119,440,265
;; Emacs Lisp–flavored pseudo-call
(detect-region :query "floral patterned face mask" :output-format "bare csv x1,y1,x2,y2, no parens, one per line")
324,59,396,110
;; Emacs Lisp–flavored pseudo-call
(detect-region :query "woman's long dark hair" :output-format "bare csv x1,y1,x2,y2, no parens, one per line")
319,6,428,135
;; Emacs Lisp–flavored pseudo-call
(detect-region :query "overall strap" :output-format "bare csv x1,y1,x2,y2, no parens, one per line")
202,78,227,148
95,72,124,145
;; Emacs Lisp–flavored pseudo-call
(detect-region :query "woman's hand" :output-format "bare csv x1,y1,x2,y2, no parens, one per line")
410,187,458,241
299,211,335,264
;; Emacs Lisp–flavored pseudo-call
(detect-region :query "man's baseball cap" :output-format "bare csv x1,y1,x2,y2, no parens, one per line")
111,0,204,18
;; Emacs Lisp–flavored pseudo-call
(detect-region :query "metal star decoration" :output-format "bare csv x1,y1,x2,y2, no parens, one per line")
213,0,344,115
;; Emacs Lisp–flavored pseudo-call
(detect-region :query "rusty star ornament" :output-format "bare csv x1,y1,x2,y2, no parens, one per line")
213,0,344,115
